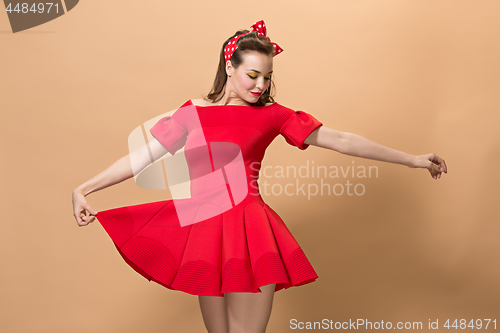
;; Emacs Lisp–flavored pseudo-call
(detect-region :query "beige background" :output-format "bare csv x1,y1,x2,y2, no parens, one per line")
1,0,499,332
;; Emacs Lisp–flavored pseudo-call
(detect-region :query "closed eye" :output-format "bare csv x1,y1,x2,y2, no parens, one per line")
247,74,272,80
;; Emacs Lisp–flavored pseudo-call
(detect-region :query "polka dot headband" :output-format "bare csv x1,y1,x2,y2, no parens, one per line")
224,19,284,63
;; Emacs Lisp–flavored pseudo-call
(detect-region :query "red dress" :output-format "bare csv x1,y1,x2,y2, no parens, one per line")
96,99,323,297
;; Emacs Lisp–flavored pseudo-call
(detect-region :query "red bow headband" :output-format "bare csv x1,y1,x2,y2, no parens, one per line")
224,20,284,63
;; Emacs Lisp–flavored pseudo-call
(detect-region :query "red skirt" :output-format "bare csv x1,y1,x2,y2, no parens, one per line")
96,196,318,297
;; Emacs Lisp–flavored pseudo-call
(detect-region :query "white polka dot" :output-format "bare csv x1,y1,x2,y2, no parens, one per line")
258,24,261,28
232,47,234,51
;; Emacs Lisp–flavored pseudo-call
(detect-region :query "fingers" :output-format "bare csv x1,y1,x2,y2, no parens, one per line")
427,161,441,180
73,210,84,225
85,204,98,216
79,214,96,226
73,195,98,226
432,154,447,173
429,169,440,180
79,212,88,226
82,215,96,224
74,206,98,227
426,153,448,180
440,159,447,173
430,160,441,172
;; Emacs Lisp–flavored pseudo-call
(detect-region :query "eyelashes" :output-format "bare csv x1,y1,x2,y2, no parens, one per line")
247,74,272,81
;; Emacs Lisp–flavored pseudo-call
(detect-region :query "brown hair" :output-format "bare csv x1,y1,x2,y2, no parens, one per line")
203,30,277,106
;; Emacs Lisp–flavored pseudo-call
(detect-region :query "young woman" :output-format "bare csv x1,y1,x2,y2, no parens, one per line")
72,20,447,333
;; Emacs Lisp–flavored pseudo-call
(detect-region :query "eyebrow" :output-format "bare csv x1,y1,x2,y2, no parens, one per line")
248,69,273,74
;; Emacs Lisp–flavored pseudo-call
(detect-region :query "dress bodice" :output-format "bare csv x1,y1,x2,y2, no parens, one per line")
149,99,323,226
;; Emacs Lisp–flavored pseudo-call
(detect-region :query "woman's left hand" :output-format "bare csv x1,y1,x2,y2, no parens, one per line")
411,153,447,180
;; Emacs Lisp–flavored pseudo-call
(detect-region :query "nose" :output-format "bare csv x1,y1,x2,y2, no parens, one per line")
255,77,265,91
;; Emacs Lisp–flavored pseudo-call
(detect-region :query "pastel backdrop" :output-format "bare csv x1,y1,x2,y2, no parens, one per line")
1,0,498,332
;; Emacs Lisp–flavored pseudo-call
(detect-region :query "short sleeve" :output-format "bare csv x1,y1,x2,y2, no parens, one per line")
279,110,323,150
150,103,189,155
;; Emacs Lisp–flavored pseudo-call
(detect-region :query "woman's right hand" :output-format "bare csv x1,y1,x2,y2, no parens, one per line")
72,189,98,226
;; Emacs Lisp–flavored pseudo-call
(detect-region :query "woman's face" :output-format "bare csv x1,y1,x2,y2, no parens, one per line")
226,50,273,103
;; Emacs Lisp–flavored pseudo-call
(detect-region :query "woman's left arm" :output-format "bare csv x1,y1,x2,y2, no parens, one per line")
304,126,448,180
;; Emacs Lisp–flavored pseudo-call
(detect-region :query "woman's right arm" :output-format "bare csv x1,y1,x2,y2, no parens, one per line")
72,136,169,226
